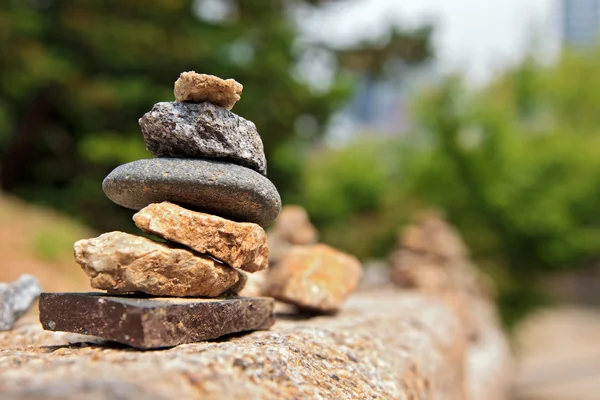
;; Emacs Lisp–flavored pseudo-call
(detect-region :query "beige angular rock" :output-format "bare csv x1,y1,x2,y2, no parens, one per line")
389,213,493,298
133,202,269,273
399,211,468,260
264,244,362,312
174,71,243,110
267,205,318,265
239,269,268,297
270,205,318,245
74,231,241,297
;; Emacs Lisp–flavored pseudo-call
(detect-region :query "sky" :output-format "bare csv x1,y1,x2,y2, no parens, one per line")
300,0,560,84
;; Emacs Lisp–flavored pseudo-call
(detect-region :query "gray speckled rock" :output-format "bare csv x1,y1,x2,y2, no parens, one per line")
0,275,41,331
139,102,267,175
102,158,281,227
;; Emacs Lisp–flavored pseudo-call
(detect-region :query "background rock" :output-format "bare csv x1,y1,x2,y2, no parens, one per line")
389,213,501,347
264,244,362,312
267,204,318,265
0,274,41,331
74,232,241,297
134,202,268,273
397,210,469,261
389,214,491,298
139,102,266,175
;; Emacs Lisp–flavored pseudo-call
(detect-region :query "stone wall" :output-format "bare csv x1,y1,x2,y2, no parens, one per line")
0,286,511,399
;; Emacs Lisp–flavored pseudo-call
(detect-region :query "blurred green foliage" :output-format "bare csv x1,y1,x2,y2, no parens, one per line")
0,0,431,232
297,50,600,328
0,0,341,230
30,221,84,262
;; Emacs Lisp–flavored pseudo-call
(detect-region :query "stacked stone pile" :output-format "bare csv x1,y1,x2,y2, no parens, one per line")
39,72,281,349
388,212,512,399
388,211,492,297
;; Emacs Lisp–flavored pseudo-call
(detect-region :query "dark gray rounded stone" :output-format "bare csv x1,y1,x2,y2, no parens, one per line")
102,158,281,227
139,102,267,176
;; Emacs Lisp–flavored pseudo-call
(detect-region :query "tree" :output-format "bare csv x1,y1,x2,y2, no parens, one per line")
412,52,600,327
293,49,600,328
0,0,354,230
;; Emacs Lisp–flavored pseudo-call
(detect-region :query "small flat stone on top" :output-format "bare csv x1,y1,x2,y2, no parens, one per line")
39,293,275,349
102,158,281,227
174,71,243,110
134,202,269,273
74,232,242,297
139,102,267,175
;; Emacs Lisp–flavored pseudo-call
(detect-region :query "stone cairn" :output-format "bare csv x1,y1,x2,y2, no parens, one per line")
39,72,281,349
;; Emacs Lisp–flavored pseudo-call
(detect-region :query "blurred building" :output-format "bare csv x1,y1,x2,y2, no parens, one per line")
333,66,435,141
346,78,411,137
561,0,600,47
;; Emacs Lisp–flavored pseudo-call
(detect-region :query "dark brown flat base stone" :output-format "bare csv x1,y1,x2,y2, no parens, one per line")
39,292,275,349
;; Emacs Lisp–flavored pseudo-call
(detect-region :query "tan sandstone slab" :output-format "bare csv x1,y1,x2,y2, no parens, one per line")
133,202,269,273
264,244,363,312
174,71,243,110
74,232,242,297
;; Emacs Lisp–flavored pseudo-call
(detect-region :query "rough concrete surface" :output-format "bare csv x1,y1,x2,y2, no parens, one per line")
0,288,510,400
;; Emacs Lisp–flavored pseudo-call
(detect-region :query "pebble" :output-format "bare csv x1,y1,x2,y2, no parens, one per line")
264,244,363,313
174,71,243,110
102,158,281,227
0,275,41,331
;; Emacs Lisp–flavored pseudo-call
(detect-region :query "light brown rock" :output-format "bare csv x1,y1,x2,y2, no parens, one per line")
173,71,243,110
267,205,318,265
389,214,493,298
133,202,268,273
264,244,362,312
74,231,242,297
389,213,499,344
399,210,468,260
270,205,318,245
